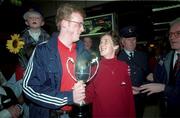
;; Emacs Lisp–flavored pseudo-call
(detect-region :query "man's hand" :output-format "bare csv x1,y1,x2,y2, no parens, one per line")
132,86,140,95
7,105,21,118
72,80,86,104
139,83,165,95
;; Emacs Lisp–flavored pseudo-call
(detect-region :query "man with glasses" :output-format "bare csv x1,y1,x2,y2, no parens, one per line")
23,3,90,118
140,17,180,117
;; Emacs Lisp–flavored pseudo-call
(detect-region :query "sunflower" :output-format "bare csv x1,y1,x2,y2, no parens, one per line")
6,34,25,54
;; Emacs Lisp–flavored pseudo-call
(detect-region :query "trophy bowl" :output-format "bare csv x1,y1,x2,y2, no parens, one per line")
66,57,99,83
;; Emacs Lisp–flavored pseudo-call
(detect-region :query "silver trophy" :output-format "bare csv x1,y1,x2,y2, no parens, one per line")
66,57,99,83
66,56,99,118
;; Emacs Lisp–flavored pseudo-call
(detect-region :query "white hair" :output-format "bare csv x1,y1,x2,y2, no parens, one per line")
170,17,180,27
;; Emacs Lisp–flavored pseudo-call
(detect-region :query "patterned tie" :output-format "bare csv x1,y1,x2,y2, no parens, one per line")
129,52,133,60
173,53,180,77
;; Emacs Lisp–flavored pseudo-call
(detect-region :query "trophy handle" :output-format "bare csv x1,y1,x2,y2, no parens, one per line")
87,57,99,82
66,57,77,82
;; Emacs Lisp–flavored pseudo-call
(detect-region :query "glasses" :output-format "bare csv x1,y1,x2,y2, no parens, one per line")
169,31,180,38
65,19,84,27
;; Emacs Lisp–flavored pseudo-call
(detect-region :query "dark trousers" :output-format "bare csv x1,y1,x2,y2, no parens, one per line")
134,94,146,118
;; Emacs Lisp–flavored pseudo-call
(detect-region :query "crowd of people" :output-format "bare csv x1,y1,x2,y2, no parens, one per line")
0,3,180,118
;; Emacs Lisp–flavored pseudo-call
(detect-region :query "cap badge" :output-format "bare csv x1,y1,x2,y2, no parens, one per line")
128,28,132,33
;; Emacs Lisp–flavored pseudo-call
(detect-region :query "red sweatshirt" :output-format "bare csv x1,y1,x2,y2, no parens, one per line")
85,58,135,118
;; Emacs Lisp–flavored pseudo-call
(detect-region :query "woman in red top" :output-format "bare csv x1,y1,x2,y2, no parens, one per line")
85,31,135,118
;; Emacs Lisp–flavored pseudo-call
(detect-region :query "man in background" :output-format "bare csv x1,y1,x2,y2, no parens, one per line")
82,36,99,60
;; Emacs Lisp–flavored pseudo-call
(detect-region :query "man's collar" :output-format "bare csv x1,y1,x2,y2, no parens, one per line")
124,49,134,56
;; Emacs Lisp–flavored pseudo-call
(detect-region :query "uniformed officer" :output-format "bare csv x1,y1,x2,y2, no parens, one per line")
118,26,149,118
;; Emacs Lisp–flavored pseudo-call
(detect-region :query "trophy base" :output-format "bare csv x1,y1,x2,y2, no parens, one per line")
70,103,92,118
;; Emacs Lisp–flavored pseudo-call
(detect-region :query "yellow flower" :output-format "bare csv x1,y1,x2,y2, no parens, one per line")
6,34,25,54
